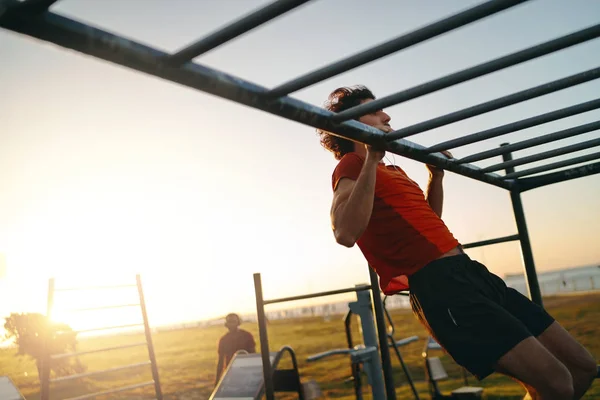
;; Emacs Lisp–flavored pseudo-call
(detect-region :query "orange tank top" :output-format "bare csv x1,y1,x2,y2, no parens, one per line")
332,152,460,294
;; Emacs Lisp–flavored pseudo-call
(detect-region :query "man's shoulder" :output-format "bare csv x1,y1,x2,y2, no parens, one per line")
238,328,254,337
335,152,364,166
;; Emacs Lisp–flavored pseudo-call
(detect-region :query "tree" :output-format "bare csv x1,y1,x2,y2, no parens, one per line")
3,312,86,380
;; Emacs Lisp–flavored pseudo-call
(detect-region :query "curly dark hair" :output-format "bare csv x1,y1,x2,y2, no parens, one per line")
317,85,376,160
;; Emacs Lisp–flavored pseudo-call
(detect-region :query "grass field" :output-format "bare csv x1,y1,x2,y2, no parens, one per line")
1,292,599,399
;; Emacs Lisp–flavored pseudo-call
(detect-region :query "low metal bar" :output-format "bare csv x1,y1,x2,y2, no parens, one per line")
483,137,600,172
53,284,137,292
60,323,143,335
137,274,163,400
502,145,543,306
264,284,371,305
63,381,155,400
67,303,140,312
334,24,600,121
167,0,311,66
50,361,151,383
268,0,527,97
254,273,274,400
385,67,600,140
369,267,397,400
506,151,600,179
0,10,512,190
50,342,147,359
462,234,520,249
427,98,600,153
2,0,59,14
518,160,600,192
41,278,55,400
457,120,600,164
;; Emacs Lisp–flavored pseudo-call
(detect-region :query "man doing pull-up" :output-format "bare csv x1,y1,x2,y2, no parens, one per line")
318,85,596,399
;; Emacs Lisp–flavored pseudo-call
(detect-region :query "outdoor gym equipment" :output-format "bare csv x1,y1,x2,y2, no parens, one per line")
307,287,421,400
422,337,483,399
305,286,387,400
210,346,321,400
254,270,401,400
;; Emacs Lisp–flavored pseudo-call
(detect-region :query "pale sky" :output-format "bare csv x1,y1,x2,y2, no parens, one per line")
1,0,599,330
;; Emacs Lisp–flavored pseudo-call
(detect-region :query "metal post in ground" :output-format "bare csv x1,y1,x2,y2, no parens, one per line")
501,143,543,306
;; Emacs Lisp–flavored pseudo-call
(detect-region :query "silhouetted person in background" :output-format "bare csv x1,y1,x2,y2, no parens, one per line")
214,313,256,385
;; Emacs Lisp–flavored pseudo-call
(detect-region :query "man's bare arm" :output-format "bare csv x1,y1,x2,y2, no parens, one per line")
331,152,382,247
426,172,444,218
425,150,452,218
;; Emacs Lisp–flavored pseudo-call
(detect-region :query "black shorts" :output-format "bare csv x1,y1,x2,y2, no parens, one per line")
408,254,554,380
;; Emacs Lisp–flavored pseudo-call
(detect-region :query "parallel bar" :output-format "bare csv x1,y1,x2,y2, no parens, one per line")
137,274,163,400
264,284,371,305
51,342,147,359
334,24,600,121
254,273,274,400
427,98,600,153
167,0,311,66
518,160,600,192
369,267,397,400
462,234,520,249
67,303,140,312
63,381,154,400
483,137,600,172
64,323,143,335
50,361,151,383
268,0,527,97
457,120,600,163
4,0,59,14
0,10,512,190
386,67,600,140
505,151,600,179
502,145,543,306
54,284,137,292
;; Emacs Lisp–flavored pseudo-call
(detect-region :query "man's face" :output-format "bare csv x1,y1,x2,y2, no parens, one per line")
357,98,393,133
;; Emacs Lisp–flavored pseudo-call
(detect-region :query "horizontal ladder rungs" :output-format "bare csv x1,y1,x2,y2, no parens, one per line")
66,303,140,312
50,361,151,383
51,342,147,359
65,323,144,335
63,381,155,400
54,284,137,292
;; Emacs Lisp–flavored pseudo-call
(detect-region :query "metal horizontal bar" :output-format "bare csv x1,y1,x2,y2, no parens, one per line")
427,98,600,153
2,0,59,14
268,0,528,97
457,120,600,164
0,10,513,190
50,361,151,383
60,323,143,335
54,284,137,292
334,23,600,122
167,0,311,66
462,234,520,249
386,66,600,140
483,137,600,172
264,285,372,305
505,151,600,179
67,303,140,312
63,381,155,400
518,160,600,192
51,342,147,359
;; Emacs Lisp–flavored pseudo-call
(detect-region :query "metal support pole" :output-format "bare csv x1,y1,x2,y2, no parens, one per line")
369,267,397,400
136,274,163,400
40,278,55,400
253,273,274,400
501,144,543,306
